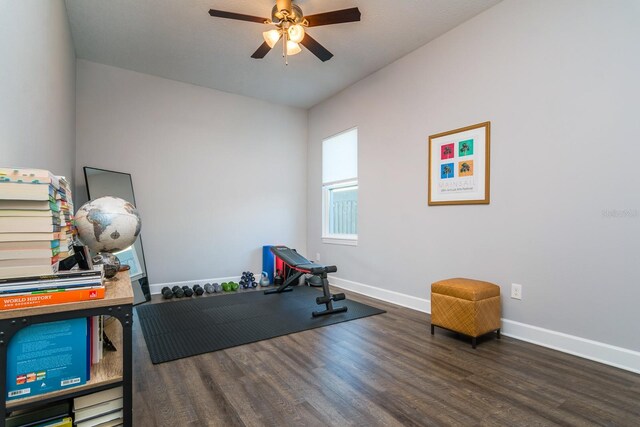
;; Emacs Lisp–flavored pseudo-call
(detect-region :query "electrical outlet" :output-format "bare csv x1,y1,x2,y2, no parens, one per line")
511,283,523,300
316,252,321,262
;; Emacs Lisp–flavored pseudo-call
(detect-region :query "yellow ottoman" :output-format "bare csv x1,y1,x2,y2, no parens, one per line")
430,278,501,348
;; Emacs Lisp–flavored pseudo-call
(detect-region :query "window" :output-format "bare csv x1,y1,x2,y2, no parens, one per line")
322,128,358,245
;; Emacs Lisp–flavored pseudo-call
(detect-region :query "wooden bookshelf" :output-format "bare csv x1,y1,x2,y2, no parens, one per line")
1,272,133,427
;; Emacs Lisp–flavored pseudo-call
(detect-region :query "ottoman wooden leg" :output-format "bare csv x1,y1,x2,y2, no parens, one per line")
497,329,501,339
430,324,435,335
472,337,477,349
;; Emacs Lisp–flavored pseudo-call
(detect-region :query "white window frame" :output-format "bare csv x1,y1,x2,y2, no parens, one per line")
322,126,358,246
322,179,358,245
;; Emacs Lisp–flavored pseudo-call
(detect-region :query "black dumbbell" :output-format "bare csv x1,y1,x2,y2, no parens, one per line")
182,285,194,297
161,287,173,299
251,281,258,288
204,283,214,294
193,284,204,296
172,286,184,298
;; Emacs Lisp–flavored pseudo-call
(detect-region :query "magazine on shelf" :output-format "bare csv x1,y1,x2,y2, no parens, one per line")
4,400,70,427
6,318,89,401
36,416,73,427
0,267,103,287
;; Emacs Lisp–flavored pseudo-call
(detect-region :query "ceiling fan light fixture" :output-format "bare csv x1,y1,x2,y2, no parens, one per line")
263,29,281,48
288,24,305,43
209,3,362,63
286,40,302,55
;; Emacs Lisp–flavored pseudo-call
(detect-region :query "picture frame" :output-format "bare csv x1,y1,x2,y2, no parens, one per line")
428,121,491,205
114,245,143,281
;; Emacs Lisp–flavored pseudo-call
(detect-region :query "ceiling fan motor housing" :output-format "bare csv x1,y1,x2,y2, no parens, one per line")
275,0,292,14
272,1,304,24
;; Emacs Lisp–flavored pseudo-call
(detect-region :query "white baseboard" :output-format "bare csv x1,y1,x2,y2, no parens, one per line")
500,319,640,374
329,276,640,374
150,276,241,295
329,276,430,313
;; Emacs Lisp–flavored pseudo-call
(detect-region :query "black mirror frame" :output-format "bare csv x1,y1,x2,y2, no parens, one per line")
83,166,151,304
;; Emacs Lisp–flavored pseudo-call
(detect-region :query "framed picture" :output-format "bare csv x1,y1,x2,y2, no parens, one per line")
428,121,490,205
114,245,143,281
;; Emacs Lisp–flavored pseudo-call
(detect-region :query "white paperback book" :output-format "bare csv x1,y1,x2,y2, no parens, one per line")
73,386,123,411
75,405,123,425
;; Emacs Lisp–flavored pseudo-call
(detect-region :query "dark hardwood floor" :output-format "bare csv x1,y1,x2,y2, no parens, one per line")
132,288,640,426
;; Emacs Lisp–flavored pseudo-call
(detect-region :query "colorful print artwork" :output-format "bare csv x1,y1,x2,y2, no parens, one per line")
441,163,455,179
458,139,474,157
459,160,474,177
428,122,490,205
441,143,455,160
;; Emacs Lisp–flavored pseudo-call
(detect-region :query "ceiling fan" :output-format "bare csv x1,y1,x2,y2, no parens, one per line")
208,0,361,64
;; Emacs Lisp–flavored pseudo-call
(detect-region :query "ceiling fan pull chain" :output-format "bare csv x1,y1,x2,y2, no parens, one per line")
284,31,288,65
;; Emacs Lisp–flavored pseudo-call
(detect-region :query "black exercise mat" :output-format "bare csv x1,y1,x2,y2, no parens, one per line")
136,286,385,364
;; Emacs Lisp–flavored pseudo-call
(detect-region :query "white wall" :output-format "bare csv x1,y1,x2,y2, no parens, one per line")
76,60,307,284
308,0,640,353
0,0,76,181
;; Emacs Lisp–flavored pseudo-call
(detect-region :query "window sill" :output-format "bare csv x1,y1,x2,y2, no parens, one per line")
322,237,358,246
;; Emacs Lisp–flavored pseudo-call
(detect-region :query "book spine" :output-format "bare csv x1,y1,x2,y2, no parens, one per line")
0,282,102,295
0,270,102,285
98,316,104,361
0,287,105,310
0,285,103,297
0,276,102,289
86,318,91,381
91,316,98,364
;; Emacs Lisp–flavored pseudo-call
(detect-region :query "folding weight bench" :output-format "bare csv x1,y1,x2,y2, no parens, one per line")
265,245,347,317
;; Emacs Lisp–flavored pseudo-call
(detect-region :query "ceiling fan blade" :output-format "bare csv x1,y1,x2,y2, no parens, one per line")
304,7,361,27
300,33,333,62
251,41,274,59
208,9,268,24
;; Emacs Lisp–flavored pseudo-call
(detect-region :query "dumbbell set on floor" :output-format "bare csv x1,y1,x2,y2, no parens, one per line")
161,272,262,299
239,271,258,289
161,283,224,299
204,283,223,293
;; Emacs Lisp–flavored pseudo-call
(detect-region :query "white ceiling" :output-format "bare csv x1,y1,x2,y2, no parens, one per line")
65,0,501,109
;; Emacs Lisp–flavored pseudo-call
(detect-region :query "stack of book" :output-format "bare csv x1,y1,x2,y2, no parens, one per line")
73,386,123,427
0,268,105,310
0,168,66,279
